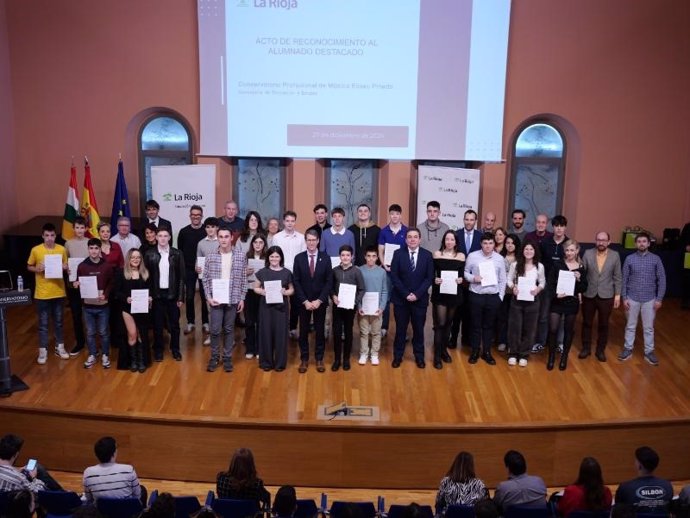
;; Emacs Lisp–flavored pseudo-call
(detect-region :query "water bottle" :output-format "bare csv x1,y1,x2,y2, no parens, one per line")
17,275,23,292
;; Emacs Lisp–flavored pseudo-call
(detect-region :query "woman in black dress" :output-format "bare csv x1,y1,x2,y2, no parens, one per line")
114,248,152,372
431,230,465,369
547,239,587,371
244,233,267,359
216,447,270,509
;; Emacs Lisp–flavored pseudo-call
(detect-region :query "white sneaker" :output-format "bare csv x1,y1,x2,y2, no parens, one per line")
84,355,97,369
380,329,387,338
184,323,195,334
371,356,379,365
558,343,564,353
245,353,254,359
518,358,528,367
37,348,48,365
203,336,211,345
55,343,70,360
101,354,111,369
358,354,368,365
497,343,507,352
289,329,299,339
202,323,210,333
507,357,517,366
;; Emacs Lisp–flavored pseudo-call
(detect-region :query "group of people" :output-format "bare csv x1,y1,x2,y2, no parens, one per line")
25,199,667,373
1,433,687,518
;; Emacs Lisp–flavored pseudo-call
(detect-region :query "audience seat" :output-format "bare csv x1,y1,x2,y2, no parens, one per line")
388,504,434,518
148,489,201,518
37,491,83,517
503,505,550,518
444,504,475,518
96,496,144,518
294,499,319,518
329,501,376,518
206,491,260,518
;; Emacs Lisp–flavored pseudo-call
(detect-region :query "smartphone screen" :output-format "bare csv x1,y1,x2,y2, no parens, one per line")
26,459,37,471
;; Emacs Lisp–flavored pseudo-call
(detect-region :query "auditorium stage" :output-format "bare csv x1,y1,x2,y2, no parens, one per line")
1,300,689,489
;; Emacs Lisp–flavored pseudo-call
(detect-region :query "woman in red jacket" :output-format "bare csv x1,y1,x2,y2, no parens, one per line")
558,457,612,517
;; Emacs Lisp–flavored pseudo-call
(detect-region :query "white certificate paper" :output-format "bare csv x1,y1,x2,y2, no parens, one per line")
68,258,83,282
264,280,283,304
330,256,341,269
440,270,458,295
383,243,400,266
247,258,264,282
337,283,356,309
556,270,576,296
212,278,230,304
78,276,99,299
516,277,536,301
196,257,206,279
361,292,380,315
44,254,63,279
130,289,149,314
479,261,498,287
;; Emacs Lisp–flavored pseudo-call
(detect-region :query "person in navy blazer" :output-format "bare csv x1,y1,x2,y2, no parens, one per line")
292,229,333,373
451,209,482,348
390,227,434,368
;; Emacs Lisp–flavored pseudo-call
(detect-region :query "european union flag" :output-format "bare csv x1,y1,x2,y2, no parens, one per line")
110,159,131,225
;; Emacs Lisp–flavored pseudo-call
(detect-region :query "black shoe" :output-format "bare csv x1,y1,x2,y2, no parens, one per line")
433,360,442,369
578,348,591,359
547,352,556,371
595,350,607,362
223,358,233,372
275,367,285,372
559,356,569,371
391,358,402,368
207,357,219,372
331,360,341,372
154,352,164,362
447,336,458,349
343,361,351,371
468,351,480,364
415,359,426,369
172,351,182,361
69,343,84,356
482,353,496,366
441,352,452,363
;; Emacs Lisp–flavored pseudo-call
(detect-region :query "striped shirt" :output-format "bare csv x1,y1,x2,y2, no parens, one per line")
0,464,46,493
621,251,666,302
435,476,488,515
83,462,141,503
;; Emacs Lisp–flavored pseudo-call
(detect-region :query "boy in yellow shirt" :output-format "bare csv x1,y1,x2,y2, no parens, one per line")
26,223,70,364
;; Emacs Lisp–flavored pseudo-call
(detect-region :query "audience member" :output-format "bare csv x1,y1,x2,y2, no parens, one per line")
142,492,175,518
216,448,270,509
493,450,546,513
580,231,622,362
619,232,666,366
0,435,46,493
83,436,145,505
435,451,488,516
419,200,449,252
26,222,69,364
273,485,297,518
557,457,612,517
614,446,673,513
3,490,34,518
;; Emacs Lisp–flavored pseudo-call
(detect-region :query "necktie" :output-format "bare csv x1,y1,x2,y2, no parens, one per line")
309,254,315,277
410,250,416,272
465,232,471,252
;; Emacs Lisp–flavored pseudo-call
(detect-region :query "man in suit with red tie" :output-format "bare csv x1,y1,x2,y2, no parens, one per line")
579,231,622,362
292,229,333,373
390,228,434,368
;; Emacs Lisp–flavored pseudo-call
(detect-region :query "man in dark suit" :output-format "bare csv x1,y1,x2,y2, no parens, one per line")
144,199,174,246
580,231,622,361
450,209,482,348
292,229,333,373
390,227,434,368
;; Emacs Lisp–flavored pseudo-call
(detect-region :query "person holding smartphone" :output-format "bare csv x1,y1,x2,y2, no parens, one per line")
0,434,62,493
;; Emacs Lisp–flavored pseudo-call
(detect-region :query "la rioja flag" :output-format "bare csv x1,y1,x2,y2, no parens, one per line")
61,165,80,240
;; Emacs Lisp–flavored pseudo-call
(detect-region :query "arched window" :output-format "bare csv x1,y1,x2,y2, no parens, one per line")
509,122,565,232
138,114,193,206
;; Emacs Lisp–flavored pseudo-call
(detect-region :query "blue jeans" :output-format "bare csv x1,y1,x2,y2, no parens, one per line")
624,298,656,354
36,298,65,349
83,305,111,356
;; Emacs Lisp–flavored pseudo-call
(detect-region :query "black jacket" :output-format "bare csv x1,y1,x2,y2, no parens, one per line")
143,246,186,301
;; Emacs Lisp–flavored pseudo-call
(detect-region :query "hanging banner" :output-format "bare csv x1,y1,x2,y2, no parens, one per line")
151,164,216,244
416,165,480,231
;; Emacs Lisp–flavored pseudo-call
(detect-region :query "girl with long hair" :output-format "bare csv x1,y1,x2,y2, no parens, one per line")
558,457,612,516
435,451,488,515
216,448,270,509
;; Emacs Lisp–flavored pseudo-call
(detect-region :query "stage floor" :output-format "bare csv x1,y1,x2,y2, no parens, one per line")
1,299,689,488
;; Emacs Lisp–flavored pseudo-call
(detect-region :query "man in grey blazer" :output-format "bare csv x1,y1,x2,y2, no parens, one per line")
580,231,622,361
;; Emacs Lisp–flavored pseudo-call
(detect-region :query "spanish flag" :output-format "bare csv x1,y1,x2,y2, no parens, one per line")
80,158,101,238
61,165,80,240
